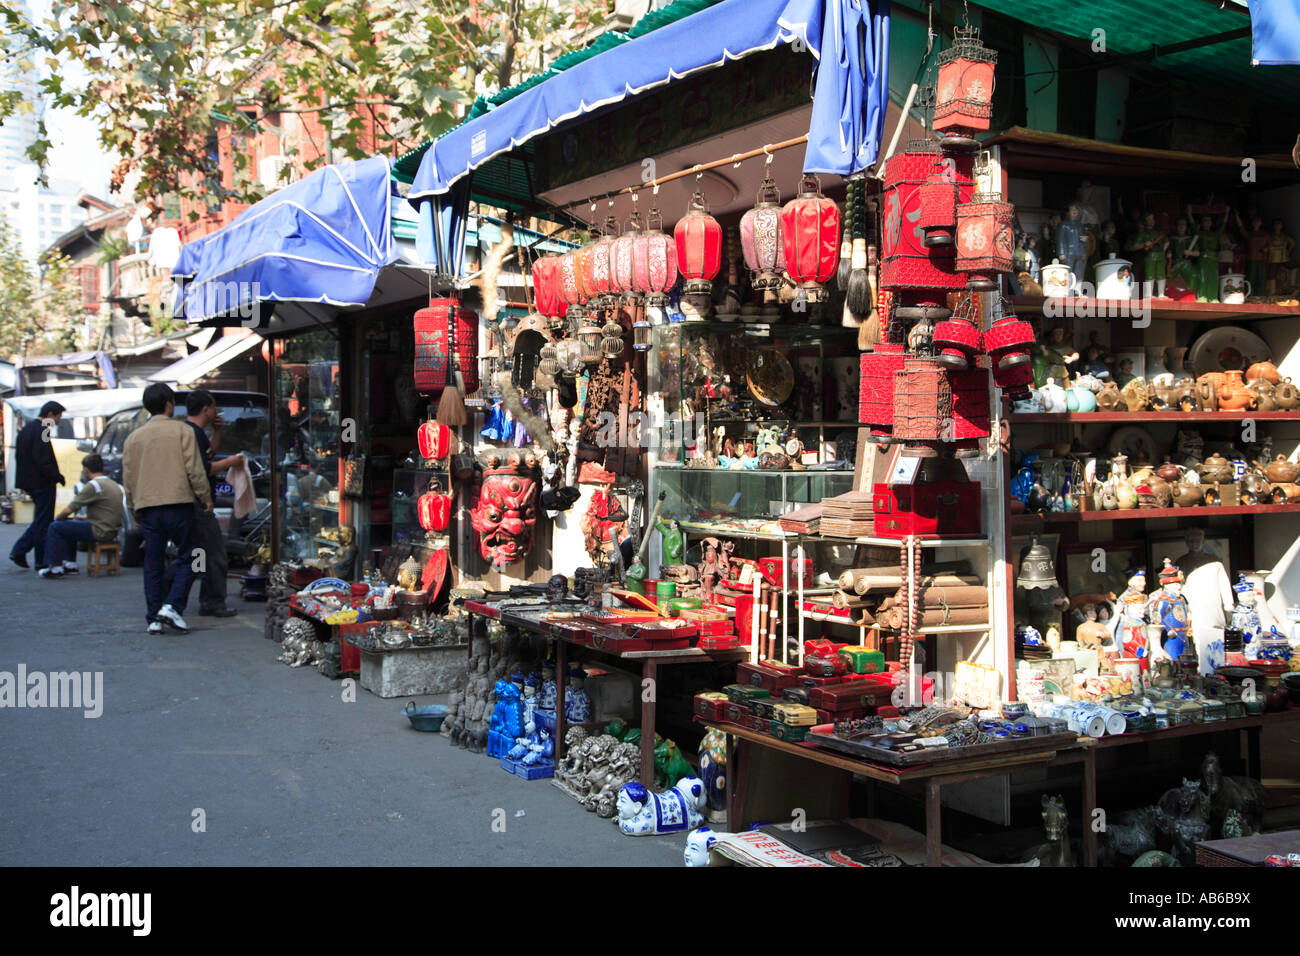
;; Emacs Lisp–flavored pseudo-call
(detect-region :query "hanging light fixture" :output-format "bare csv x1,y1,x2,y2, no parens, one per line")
934,25,998,151
532,254,565,331
632,314,652,352
632,204,678,324
917,157,959,248
674,189,722,296
956,191,1015,292
600,319,626,358
578,317,604,364
558,250,584,327
781,174,840,304
609,209,640,304
582,216,617,309
740,171,783,291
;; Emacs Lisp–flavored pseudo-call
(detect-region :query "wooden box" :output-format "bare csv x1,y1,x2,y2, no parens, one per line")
772,702,818,726
693,692,730,721
839,646,886,674
724,702,748,725
872,480,982,539
737,661,803,692
724,683,770,704
769,720,811,742
809,679,889,711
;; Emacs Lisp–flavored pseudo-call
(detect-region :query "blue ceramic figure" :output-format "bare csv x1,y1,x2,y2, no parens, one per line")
538,663,558,713
488,679,525,758
564,664,592,723
697,729,727,816
616,777,706,836
1056,204,1088,294
1230,574,1262,644
507,691,555,765
684,826,718,867
1147,561,1192,665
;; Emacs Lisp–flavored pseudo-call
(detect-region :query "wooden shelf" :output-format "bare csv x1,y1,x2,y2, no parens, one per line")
1010,411,1300,424
1012,502,1300,526
1008,295,1300,324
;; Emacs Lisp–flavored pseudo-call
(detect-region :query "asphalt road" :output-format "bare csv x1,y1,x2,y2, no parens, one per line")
0,524,683,867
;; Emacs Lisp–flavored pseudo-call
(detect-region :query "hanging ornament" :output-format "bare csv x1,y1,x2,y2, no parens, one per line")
531,255,564,322
600,319,626,358
633,204,678,321
740,172,784,292
674,189,722,296
558,250,585,327
781,174,840,304
413,297,479,397
609,209,640,302
582,215,617,308
917,156,960,248
934,25,998,151
956,192,1015,292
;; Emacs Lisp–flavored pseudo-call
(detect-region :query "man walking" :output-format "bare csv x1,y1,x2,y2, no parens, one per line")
122,383,212,634
38,454,124,578
184,389,242,617
9,400,66,571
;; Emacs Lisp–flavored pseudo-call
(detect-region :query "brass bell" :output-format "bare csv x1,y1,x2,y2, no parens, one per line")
1016,534,1060,590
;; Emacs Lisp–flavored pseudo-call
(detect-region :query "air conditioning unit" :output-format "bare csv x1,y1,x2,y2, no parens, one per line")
259,155,295,190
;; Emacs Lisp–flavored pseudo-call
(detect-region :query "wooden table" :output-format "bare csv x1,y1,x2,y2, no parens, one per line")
703,719,1076,867
463,599,748,785
1052,707,1300,867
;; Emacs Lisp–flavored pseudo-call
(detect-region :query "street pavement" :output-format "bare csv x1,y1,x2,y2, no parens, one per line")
0,524,683,867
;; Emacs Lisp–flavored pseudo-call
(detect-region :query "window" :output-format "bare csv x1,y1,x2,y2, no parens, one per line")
78,264,100,307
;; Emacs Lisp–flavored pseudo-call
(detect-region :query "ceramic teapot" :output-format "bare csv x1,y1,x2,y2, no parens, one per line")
1274,378,1300,410
1271,482,1300,504
1038,378,1068,413
1198,452,1234,484
1095,380,1122,411
1156,457,1182,483
1150,382,1177,411
1239,469,1272,505
1253,380,1278,411
1195,378,1218,411
1264,454,1300,483
1246,360,1280,385
1217,370,1257,412
1065,382,1097,412
1173,378,1198,412
1172,478,1203,507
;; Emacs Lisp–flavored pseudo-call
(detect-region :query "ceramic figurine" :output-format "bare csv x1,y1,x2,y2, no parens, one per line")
684,826,719,867
1230,573,1263,645
1166,217,1199,296
1267,218,1295,296
1056,204,1088,295
1173,528,1234,676
1030,327,1078,388
1111,566,1150,670
564,664,592,723
1128,212,1167,297
616,777,706,836
539,662,558,712
1146,560,1193,667
656,517,684,564
488,678,526,758
1193,213,1225,302
1201,752,1266,838
697,728,728,820
1245,212,1269,294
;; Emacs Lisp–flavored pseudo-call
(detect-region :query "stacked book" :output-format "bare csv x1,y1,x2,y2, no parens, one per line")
778,501,821,534
818,491,876,537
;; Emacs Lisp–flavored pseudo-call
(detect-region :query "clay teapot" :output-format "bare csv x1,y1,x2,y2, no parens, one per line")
1275,378,1300,410
1172,479,1203,507
1156,457,1181,482
1150,382,1177,410
1198,452,1234,484
1119,378,1150,412
1246,360,1280,385
1173,378,1197,412
1239,469,1272,505
1271,482,1300,504
1134,472,1173,509
1253,380,1278,411
1264,454,1300,483
1196,372,1224,411
1217,369,1257,412
1095,380,1122,411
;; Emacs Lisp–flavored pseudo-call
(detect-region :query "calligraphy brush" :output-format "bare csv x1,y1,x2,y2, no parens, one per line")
837,178,855,291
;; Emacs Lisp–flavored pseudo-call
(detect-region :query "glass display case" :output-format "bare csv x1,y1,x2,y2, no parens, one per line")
390,466,449,552
274,329,349,573
654,465,854,539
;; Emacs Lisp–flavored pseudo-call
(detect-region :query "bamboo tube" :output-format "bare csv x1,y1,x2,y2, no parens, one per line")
846,570,981,594
880,605,989,629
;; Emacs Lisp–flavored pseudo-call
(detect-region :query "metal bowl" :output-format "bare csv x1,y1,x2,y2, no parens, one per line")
403,702,448,732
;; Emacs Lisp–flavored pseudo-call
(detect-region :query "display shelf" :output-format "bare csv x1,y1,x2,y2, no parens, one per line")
1012,502,1300,526
678,520,791,541
794,610,988,635
656,465,854,475
1008,295,1300,323
1010,411,1300,424
805,533,990,548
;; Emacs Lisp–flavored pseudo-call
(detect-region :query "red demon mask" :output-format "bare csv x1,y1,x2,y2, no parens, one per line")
469,453,540,566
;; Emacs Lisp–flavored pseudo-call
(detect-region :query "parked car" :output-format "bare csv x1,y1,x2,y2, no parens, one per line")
95,391,271,565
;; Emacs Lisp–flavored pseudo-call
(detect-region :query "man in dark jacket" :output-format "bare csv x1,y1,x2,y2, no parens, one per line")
10,400,67,570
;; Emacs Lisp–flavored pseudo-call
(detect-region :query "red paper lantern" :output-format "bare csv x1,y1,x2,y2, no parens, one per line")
417,421,452,460
417,479,452,533
674,190,722,295
739,175,784,290
413,298,479,396
780,175,840,302
632,207,678,304
609,213,639,298
558,252,582,307
983,313,1035,371
917,164,959,248
956,196,1015,291
531,255,564,319
934,26,997,149
582,219,616,303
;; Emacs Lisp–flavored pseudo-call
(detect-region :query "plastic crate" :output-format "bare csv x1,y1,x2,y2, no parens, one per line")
500,755,555,779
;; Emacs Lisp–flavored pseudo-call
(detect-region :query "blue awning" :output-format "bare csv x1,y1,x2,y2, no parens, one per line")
1248,0,1300,64
172,156,396,323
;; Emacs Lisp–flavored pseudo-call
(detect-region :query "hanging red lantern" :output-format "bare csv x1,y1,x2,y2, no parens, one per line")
558,251,582,306
674,190,722,295
413,298,479,396
983,312,1035,372
581,217,616,305
780,175,840,303
917,162,959,248
417,478,452,533
956,196,1015,291
934,26,998,150
632,205,678,307
609,211,640,299
739,174,784,290
531,255,564,319
417,421,452,461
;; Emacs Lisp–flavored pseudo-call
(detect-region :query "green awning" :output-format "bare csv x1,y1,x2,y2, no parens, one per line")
970,0,1300,109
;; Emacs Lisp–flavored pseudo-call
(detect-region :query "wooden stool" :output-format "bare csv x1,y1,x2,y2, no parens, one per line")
88,541,120,577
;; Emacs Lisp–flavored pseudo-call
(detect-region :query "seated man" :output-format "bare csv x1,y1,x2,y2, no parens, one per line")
38,454,125,579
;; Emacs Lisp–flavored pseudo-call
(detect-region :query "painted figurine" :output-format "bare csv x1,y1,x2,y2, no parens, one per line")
1129,212,1167,297
1167,217,1200,295
564,663,592,723
697,728,728,819
1193,213,1225,302
1267,218,1295,295
684,826,719,867
1112,566,1150,670
1147,559,1193,667
1031,326,1078,388
656,517,684,564
1230,574,1263,648
616,777,706,836
1056,203,1089,294
1245,212,1269,295
538,662,558,713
